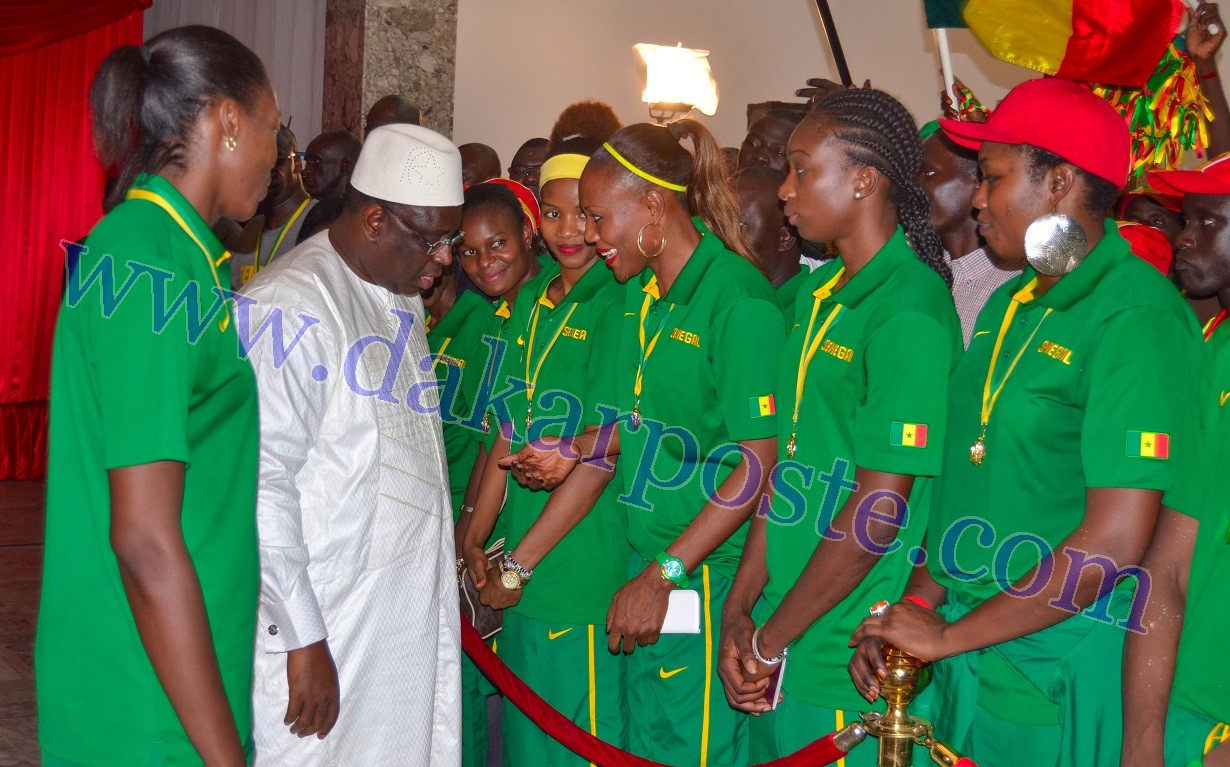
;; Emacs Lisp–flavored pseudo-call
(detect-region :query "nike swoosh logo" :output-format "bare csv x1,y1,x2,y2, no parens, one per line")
1221,391,1230,407
659,666,688,679
624,312,636,316
973,330,990,338
548,628,573,640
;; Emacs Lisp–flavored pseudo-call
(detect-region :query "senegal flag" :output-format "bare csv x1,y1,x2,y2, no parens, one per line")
748,395,776,418
890,422,928,448
1126,431,1170,459
923,0,1185,87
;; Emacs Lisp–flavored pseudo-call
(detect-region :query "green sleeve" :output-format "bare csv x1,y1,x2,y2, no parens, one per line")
1081,308,1198,489
711,296,785,441
92,241,195,469
581,294,626,428
853,311,955,476
1163,344,1213,517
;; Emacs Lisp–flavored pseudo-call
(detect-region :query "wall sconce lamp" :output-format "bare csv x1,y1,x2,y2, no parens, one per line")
633,42,719,124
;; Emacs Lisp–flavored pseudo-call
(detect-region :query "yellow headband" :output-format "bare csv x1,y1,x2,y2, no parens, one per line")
539,153,590,187
602,142,688,192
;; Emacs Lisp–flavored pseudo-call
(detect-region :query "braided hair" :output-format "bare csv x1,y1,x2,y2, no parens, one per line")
810,89,952,286
591,120,756,264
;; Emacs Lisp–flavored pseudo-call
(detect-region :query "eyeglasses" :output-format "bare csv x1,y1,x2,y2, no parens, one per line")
381,205,464,256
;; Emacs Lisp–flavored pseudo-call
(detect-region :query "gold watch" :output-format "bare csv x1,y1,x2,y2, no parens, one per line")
499,554,533,590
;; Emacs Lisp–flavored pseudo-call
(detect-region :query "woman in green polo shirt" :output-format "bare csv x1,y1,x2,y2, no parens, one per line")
452,180,545,547
450,179,543,767
717,88,961,767
38,27,278,767
462,136,632,767
849,78,1200,767
422,262,501,767
501,119,784,766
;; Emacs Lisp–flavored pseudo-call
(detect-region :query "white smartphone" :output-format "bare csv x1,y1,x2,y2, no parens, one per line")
765,656,787,711
660,589,701,634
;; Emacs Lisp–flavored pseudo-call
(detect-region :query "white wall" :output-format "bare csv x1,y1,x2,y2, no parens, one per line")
145,0,327,145
453,0,1033,168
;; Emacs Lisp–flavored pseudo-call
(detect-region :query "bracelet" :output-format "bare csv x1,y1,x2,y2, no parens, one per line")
460,505,475,514
1202,70,1220,80
751,625,787,665
502,553,533,581
903,595,933,610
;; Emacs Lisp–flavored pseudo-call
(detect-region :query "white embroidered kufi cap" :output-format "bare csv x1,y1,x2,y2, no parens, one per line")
351,124,463,206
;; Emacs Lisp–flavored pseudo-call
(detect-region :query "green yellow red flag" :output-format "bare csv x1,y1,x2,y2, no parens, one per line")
925,0,1185,87
1126,430,1171,459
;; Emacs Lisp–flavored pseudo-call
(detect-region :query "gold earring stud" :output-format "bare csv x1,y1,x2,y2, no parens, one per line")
224,136,237,151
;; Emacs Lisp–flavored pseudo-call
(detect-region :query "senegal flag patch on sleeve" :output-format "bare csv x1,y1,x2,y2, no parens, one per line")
890,422,928,448
1126,431,1170,459
748,395,776,418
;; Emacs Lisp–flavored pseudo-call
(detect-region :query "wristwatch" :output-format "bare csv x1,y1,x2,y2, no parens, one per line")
499,553,533,590
655,551,689,589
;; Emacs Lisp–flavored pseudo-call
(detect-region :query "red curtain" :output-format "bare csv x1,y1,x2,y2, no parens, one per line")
1,1,149,57
0,6,146,480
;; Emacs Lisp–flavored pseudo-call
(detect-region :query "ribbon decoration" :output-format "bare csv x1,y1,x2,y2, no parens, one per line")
1093,42,1213,178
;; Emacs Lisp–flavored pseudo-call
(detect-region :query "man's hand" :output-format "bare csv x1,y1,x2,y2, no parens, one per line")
498,438,579,490
1189,3,1227,65
606,565,674,654
848,600,954,663
717,612,773,714
285,639,340,739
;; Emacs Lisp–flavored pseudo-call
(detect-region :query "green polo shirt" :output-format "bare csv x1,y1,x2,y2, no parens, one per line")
762,227,960,711
479,257,561,452
497,263,631,624
610,218,785,578
429,289,502,517
37,174,259,765
928,220,1200,604
776,267,810,320
1168,322,1230,724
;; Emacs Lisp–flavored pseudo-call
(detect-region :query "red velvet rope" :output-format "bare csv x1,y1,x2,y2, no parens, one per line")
460,618,852,767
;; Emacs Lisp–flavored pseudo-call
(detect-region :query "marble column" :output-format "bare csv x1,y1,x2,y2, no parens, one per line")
322,0,458,139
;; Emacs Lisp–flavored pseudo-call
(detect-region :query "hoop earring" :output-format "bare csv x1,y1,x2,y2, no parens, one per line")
224,136,237,152
637,222,667,258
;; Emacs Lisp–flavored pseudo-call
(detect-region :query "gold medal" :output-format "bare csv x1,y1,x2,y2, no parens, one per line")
969,425,987,466
786,433,798,459
631,403,642,430
525,407,533,430
482,413,491,433
969,438,986,466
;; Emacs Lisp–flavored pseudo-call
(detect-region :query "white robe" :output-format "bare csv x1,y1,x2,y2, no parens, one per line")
241,231,460,766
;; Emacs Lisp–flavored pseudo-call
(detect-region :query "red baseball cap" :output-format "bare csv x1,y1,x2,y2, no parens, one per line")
1148,154,1230,197
940,78,1130,188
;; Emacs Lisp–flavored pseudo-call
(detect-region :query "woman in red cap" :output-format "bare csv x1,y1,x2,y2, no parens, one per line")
850,77,1201,767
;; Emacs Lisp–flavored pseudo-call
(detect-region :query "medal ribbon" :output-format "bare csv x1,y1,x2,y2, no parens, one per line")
634,280,675,406
125,186,232,332
791,268,847,448
432,336,452,372
980,278,1052,433
524,279,579,418
1203,309,1227,341
258,197,312,269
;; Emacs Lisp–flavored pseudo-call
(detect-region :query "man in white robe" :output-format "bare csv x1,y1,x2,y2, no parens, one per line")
240,124,464,766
